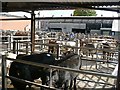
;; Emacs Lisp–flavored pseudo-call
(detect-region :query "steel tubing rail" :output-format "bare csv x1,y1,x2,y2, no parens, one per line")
6,57,117,79
5,40,118,55
34,42,119,53
1,16,120,21
2,55,7,90
6,76,57,90
81,57,118,64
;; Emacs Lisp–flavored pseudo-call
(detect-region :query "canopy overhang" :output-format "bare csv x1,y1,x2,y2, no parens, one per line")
1,1,120,90
1,1,120,12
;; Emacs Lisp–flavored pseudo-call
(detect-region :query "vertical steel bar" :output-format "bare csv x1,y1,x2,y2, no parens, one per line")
10,34,11,51
31,11,35,54
96,47,98,70
16,40,18,55
116,45,120,90
26,42,28,54
49,68,53,87
75,33,79,54
2,55,7,90
7,36,9,52
13,41,16,54
56,44,59,59
116,11,120,90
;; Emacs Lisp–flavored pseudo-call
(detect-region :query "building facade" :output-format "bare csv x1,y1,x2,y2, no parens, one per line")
39,18,113,34
0,14,31,31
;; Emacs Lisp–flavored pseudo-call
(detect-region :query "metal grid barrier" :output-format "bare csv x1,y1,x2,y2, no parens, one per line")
2,54,117,90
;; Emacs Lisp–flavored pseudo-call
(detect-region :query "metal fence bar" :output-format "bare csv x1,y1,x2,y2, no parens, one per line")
49,68,53,87
117,51,120,90
2,54,117,89
6,57,117,79
26,42,28,54
13,41,16,54
34,42,119,53
4,39,119,55
81,57,118,64
1,16,120,21
56,44,59,59
2,55,7,90
6,76,57,90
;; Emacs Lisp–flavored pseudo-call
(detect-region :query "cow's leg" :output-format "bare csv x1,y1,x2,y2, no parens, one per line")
64,80,69,90
73,77,77,90
92,53,94,59
103,51,105,59
51,47,54,53
107,52,109,60
48,48,50,53
111,52,114,59
69,79,73,90
41,77,46,90
23,66,33,88
41,72,48,90
89,50,91,56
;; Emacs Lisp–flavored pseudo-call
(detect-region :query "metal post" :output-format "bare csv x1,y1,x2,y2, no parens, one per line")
116,45,120,90
9,35,11,51
16,40,18,55
116,10,120,90
2,55,7,90
75,33,79,54
26,42,28,54
56,44,59,59
7,35,9,52
38,12,40,30
31,11,35,54
49,68,53,87
13,41,16,54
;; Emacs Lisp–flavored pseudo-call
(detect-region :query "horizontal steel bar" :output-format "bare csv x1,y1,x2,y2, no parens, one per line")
7,76,57,90
81,57,118,64
1,16,120,21
34,42,119,52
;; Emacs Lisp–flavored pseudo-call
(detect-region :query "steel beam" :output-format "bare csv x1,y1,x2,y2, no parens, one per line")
31,11,35,54
1,16,120,21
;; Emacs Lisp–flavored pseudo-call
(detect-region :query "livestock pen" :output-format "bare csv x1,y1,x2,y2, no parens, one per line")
1,1,120,90
1,34,119,89
2,52,118,90
1,28,119,90
1,27,119,90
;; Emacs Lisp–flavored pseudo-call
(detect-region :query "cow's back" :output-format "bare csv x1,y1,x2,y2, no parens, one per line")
17,53,55,65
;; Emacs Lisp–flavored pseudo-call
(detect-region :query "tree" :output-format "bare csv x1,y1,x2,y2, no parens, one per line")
73,9,97,16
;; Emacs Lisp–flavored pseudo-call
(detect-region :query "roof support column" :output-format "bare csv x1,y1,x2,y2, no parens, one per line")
116,10,120,90
31,11,35,54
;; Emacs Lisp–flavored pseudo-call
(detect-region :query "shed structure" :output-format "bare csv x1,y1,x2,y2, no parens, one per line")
1,1,120,90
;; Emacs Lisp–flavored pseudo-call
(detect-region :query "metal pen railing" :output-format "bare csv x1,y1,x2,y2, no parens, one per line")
2,54,117,90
